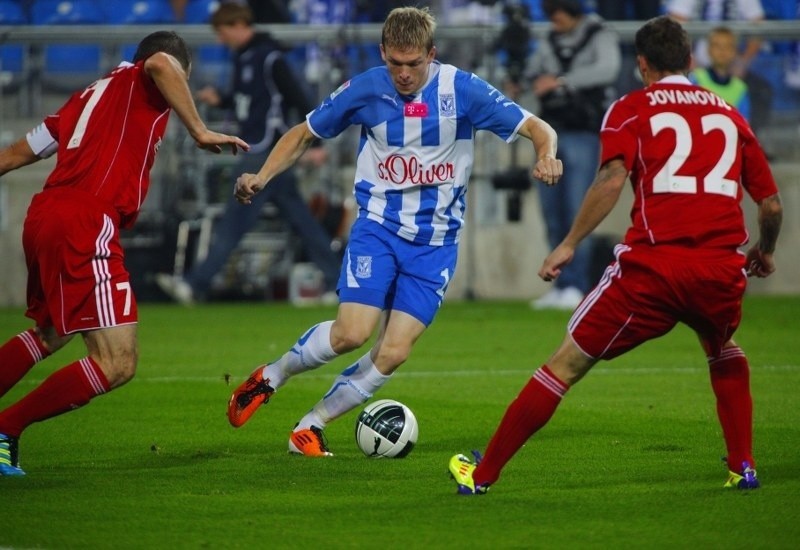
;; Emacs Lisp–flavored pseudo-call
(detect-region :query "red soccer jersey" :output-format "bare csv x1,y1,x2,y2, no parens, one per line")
600,75,778,253
36,61,171,229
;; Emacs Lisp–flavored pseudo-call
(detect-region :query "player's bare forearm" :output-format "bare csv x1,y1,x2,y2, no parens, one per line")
256,122,317,183
518,116,561,185
562,159,627,248
539,159,625,282
145,53,207,139
756,193,782,254
146,53,248,155
235,123,317,205
0,138,40,177
519,116,557,159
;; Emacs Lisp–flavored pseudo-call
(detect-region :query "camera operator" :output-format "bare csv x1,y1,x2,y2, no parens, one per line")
527,0,620,310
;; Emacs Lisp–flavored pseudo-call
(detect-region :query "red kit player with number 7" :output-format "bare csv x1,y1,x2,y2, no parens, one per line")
0,31,248,476
450,16,783,494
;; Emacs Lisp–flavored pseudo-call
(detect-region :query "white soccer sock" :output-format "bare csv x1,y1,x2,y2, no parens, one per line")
295,352,391,430
262,321,337,389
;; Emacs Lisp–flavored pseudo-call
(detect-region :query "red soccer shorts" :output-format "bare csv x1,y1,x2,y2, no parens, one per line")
22,188,138,336
568,244,747,360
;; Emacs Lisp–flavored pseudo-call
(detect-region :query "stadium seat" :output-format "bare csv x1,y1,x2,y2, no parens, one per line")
105,1,176,62
105,0,175,24
184,0,228,87
0,2,28,92
183,0,220,23
30,1,108,90
0,0,26,24
31,0,106,24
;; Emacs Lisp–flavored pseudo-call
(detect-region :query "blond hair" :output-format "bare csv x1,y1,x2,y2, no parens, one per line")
381,7,436,52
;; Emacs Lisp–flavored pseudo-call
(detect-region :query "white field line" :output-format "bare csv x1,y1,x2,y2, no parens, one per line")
132,363,798,383
14,364,797,386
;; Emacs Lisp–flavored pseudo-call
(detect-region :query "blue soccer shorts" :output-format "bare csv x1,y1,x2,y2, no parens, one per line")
337,218,458,326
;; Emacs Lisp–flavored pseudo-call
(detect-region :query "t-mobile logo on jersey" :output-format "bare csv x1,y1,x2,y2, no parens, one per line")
377,155,454,185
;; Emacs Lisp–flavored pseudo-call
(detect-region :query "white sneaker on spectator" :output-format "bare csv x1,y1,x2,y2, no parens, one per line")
530,288,563,310
531,287,584,310
554,286,584,310
155,273,194,305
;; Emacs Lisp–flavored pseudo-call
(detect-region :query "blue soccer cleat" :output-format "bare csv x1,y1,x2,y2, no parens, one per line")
448,450,488,495
724,460,760,489
0,433,25,477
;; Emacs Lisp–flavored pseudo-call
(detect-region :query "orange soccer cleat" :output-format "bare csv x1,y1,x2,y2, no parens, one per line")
227,367,275,428
288,426,333,457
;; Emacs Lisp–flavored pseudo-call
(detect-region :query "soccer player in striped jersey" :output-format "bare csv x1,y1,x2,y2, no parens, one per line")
449,15,782,494
226,6,563,456
0,31,248,476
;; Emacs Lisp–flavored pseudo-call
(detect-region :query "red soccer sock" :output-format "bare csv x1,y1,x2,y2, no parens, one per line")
473,365,569,487
0,357,109,438
0,329,51,398
709,347,754,471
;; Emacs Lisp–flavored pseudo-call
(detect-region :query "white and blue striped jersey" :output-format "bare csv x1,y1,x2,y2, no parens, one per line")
306,61,533,246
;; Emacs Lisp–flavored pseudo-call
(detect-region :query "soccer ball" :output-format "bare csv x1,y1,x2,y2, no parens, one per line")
355,399,418,458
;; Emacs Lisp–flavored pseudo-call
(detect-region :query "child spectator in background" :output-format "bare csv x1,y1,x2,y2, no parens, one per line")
690,26,752,120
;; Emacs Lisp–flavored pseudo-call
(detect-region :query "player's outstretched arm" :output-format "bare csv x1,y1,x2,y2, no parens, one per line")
539,158,627,282
144,52,248,155
234,122,317,205
0,137,40,177
745,192,782,277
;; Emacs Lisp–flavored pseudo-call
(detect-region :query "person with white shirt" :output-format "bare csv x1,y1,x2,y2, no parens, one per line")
224,6,563,456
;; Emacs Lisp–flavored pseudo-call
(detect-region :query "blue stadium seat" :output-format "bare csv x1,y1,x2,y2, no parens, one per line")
0,46,24,74
105,1,176,62
0,0,26,24
183,0,220,23
184,0,228,87
31,0,106,24
0,1,27,79
30,0,107,88
105,0,175,24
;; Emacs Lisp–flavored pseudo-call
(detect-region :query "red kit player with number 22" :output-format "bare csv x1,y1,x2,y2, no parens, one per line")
450,16,782,494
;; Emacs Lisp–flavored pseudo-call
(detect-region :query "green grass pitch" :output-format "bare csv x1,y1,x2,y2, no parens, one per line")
1,297,798,548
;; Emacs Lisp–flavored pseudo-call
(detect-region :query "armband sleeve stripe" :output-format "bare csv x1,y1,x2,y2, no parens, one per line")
26,123,58,158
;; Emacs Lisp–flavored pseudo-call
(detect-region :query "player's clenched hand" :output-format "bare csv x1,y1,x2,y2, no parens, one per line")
744,246,776,278
538,243,574,282
234,173,265,205
532,155,563,186
194,129,249,155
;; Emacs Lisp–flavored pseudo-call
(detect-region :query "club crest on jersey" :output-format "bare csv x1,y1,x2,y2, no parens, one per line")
356,256,372,279
439,93,455,117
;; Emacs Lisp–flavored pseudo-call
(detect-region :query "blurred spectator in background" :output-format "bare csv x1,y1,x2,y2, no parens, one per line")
157,2,341,304
594,0,662,20
593,0,662,96
690,26,752,119
527,0,620,310
666,0,773,134
171,0,292,23
290,0,356,92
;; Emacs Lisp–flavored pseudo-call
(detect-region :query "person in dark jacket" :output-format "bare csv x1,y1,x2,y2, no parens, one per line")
157,2,341,304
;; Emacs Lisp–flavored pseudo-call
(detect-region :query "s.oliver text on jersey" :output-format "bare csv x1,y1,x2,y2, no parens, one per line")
377,155,454,185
